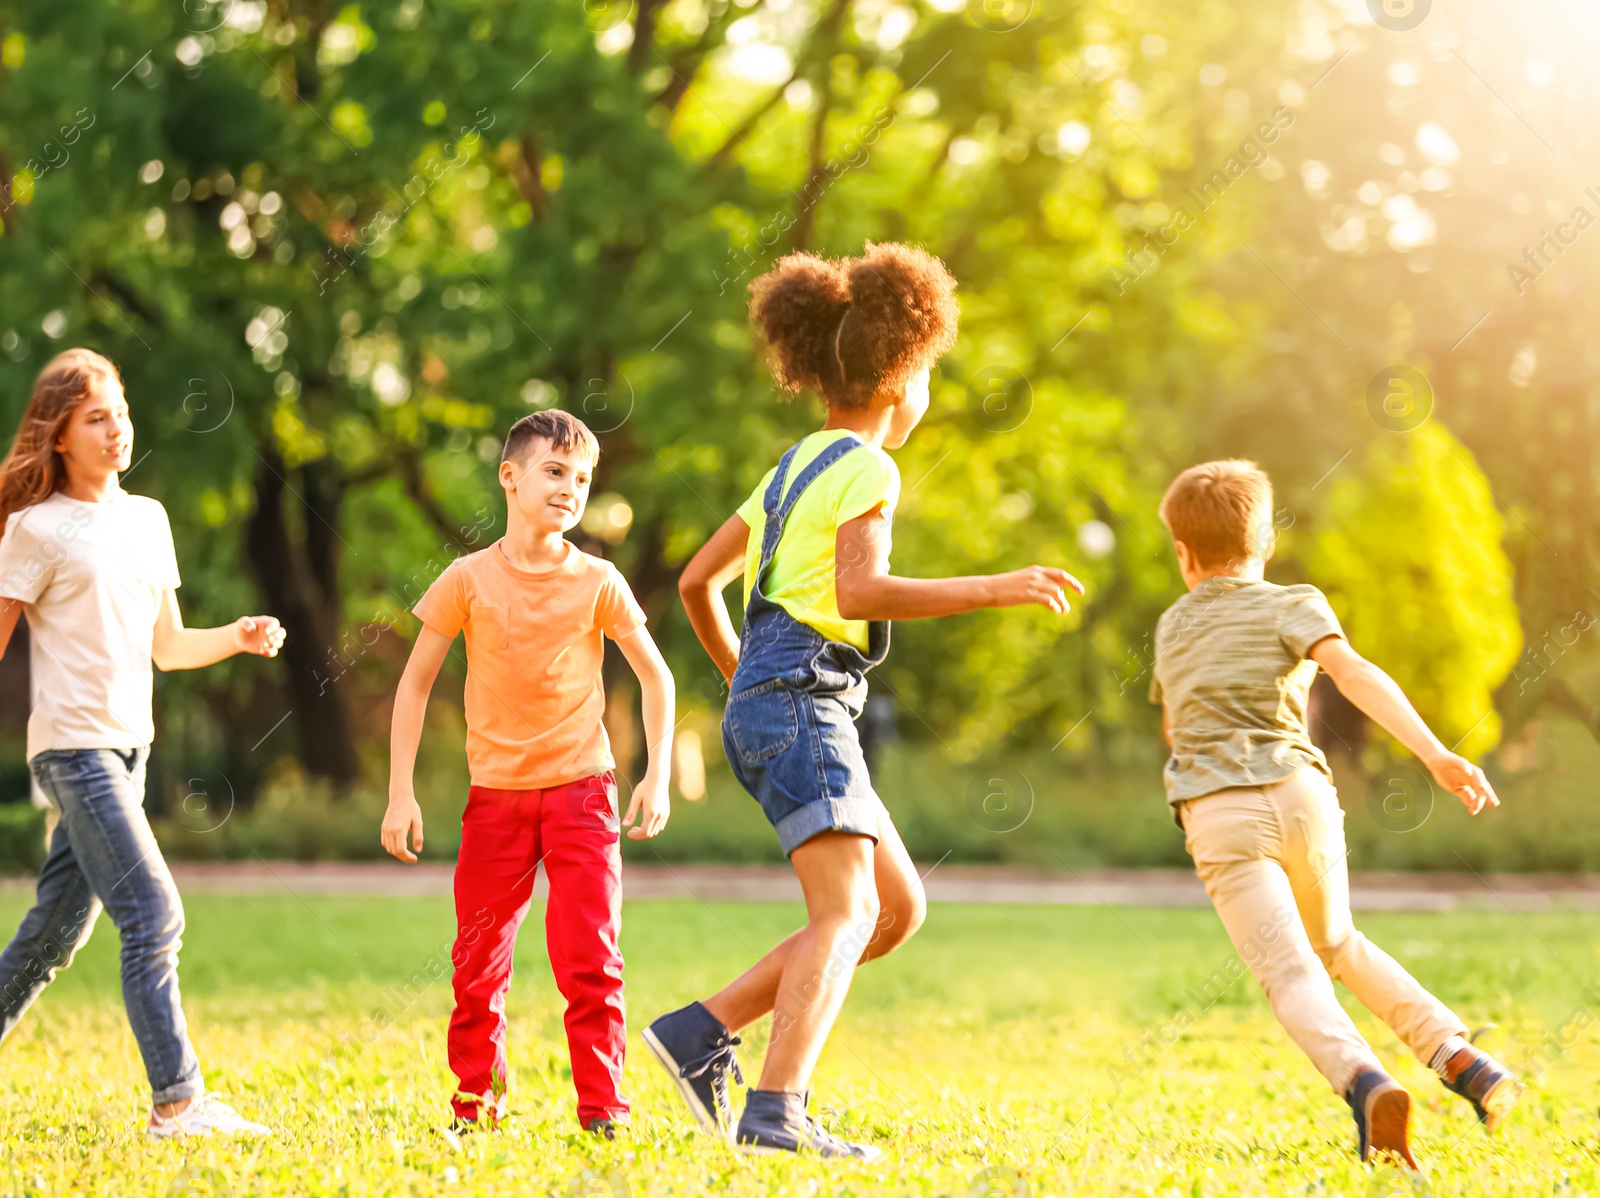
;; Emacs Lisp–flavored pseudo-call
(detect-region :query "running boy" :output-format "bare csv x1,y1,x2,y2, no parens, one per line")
382,409,674,1138
643,243,1083,1159
1151,459,1521,1168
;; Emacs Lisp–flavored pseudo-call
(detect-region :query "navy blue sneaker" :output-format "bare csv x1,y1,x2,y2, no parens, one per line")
641,1001,744,1137
1345,1068,1417,1169
734,1088,881,1161
1441,1046,1522,1132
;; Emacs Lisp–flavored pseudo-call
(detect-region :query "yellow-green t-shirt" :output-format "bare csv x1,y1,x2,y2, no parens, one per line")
735,431,900,652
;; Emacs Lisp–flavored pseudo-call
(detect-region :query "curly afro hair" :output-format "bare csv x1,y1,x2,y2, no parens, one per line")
748,241,958,410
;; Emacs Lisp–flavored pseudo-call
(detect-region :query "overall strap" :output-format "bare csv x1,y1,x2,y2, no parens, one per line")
754,434,867,591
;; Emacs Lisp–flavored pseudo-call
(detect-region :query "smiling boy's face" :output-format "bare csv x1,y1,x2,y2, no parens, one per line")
499,438,594,534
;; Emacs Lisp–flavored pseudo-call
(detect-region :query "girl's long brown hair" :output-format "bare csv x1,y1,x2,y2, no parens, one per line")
0,348,122,539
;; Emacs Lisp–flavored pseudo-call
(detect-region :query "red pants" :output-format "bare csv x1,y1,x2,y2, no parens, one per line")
448,771,627,1124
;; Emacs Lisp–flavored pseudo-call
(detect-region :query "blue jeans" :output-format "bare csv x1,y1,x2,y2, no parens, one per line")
0,748,203,1105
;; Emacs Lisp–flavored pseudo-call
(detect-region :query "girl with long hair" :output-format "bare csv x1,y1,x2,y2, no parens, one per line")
0,347,285,1137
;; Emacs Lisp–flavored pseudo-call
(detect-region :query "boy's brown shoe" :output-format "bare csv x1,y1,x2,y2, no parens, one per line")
1346,1068,1418,1169
1442,1046,1522,1133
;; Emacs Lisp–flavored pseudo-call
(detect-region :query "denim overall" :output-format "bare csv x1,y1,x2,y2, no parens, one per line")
722,434,892,855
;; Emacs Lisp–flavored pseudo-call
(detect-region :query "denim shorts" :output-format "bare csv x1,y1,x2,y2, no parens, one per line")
722,678,886,856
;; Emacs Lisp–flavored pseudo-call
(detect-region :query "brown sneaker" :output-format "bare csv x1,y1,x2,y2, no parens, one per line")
1345,1068,1418,1169
1442,1046,1523,1133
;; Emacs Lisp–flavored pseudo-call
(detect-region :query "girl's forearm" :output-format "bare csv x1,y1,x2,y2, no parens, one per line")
681,583,740,681
154,625,239,671
1333,660,1448,765
838,572,998,622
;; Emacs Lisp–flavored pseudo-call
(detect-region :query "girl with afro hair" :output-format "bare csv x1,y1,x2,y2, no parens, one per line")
642,243,1084,1158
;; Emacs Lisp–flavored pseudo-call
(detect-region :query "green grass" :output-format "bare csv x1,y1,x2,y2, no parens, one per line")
1,892,1597,1195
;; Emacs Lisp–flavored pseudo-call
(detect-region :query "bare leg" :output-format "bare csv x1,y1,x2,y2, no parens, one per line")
703,812,925,1035
750,831,874,1092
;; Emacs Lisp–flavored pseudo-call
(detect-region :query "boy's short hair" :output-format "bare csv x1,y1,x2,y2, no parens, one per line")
1159,459,1274,570
502,409,600,468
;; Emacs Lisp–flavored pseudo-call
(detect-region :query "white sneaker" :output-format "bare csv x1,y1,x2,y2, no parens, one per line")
147,1093,273,1139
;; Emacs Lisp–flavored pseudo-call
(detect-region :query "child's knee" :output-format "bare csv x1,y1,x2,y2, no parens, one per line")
814,894,880,959
857,887,926,962
1312,927,1362,972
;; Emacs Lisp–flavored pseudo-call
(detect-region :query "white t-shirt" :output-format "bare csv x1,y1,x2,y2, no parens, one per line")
0,490,181,760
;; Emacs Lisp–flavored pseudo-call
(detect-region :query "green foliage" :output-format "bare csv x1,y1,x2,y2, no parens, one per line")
0,0,1583,807
0,802,45,874
1308,422,1522,758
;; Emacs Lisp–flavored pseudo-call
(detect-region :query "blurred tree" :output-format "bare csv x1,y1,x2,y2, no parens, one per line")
1306,422,1521,758
0,0,1571,811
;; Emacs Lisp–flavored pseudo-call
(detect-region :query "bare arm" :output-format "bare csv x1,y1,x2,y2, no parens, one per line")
613,625,674,839
151,589,285,671
382,626,452,862
834,505,1085,621
679,514,749,685
1309,634,1499,815
0,598,19,660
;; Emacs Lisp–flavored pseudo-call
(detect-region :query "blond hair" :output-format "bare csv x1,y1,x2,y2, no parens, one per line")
1158,459,1274,570
0,348,123,538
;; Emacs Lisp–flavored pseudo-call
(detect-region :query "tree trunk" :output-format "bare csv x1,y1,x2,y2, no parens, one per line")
244,444,361,781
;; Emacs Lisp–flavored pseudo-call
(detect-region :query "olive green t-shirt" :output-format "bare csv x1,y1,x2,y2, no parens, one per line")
1150,577,1344,813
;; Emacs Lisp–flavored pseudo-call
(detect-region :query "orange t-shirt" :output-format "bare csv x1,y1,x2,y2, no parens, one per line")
412,539,646,790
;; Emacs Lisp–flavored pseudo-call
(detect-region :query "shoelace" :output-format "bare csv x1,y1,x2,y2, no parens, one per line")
677,1033,745,1091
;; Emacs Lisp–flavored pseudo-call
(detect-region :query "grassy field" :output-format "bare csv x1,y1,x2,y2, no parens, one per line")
0,893,1597,1196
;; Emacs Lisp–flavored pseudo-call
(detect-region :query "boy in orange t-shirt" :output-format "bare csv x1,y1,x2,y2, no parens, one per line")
382,409,674,1137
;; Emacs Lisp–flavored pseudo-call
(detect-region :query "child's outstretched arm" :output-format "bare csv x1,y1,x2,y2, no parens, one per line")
1308,634,1500,815
382,626,451,862
679,514,750,684
151,589,285,670
613,626,674,839
835,505,1084,621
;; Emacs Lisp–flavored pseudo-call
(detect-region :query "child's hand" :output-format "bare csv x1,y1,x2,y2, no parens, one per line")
381,794,425,861
1426,753,1500,816
991,566,1086,614
234,615,286,657
622,770,670,840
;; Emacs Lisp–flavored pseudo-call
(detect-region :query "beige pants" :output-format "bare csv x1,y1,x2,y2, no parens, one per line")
1180,766,1467,1094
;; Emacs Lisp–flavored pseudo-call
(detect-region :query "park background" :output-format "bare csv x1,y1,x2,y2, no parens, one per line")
1,0,1598,875
9,3,1600,1196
